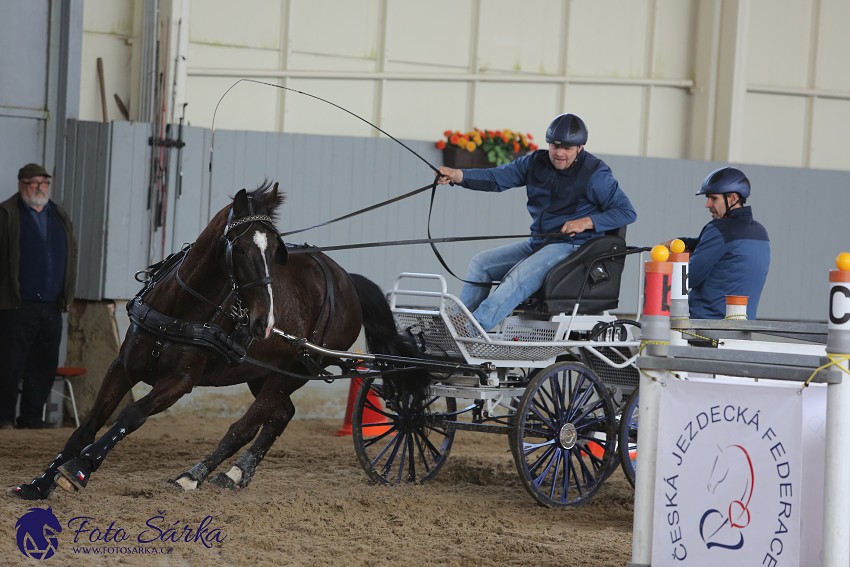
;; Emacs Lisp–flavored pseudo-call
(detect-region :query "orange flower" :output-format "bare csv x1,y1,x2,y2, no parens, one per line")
437,127,537,166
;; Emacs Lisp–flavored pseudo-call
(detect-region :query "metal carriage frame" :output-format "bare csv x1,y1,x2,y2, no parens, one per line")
269,233,648,508
345,269,645,509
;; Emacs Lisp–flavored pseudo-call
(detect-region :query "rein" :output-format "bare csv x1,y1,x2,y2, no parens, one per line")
129,212,282,366
213,79,439,175
212,80,577,284
280,177,574,288
278,175,573,284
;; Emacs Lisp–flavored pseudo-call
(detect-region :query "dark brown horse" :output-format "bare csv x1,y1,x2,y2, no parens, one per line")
12,181,425,500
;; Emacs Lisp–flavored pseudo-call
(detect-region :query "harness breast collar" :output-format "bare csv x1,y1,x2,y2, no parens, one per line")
127,245,255,366
127,208,276,365
127,214,338,369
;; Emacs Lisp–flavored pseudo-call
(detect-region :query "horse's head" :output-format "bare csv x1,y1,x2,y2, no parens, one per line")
223,181,287,339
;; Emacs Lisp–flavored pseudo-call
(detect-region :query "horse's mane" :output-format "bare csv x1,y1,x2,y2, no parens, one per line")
232,180,286,221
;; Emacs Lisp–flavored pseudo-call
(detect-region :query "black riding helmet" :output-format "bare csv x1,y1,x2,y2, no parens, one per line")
696,166,751,217
545,113,588,146
696,166,751,198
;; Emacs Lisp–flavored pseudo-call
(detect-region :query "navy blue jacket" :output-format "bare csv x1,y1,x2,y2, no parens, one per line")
683,206,770,319
459,150,636,247
0,194,77,310
18,200,68,303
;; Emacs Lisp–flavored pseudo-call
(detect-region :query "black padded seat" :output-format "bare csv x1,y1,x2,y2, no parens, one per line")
524,227,628,315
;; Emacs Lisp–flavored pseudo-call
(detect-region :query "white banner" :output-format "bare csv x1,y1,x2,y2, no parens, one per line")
652,379,803,567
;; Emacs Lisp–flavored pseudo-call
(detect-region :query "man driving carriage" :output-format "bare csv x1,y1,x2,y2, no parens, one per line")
436,113,637,331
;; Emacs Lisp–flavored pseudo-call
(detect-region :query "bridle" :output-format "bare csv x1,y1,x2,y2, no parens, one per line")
217,211,283,323
128,207,286,365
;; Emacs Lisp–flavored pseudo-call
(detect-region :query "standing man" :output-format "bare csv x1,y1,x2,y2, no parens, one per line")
437,113,636,331
665,166,770,320
0,163,77,429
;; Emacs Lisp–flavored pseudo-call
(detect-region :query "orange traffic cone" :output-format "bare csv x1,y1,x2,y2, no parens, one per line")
587,440,606,459
586,440,636,461
335,377,391,436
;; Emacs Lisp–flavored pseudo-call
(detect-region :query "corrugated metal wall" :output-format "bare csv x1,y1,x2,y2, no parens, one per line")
1,0,81,196
61,120,848,323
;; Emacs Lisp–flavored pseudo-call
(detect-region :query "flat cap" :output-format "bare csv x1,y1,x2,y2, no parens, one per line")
18,163,51,180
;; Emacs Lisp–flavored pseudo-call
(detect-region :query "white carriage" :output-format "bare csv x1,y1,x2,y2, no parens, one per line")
349,231,646,507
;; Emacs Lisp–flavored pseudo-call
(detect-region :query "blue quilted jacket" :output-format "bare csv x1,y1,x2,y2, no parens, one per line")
459,150,636,247
682,206,770,319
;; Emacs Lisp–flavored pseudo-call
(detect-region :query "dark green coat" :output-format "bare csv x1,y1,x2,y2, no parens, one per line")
0,193,77,310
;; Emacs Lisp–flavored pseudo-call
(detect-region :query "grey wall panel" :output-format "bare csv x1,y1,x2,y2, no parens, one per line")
269,137,530,305
741,165,845,321
0,1,49,189
0,117,45,184
1,0,81,205
63,121,110,300
167,126,209,253
0,1,49,110
67,119,849,323
102,122,151,299
208,130,245,209
600,155,847,322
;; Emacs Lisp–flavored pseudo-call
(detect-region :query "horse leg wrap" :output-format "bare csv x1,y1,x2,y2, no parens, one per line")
52,423,130,492
11,452,68,500
234,452,259,487
172,462,209,491
55,457,93,493
185,461,210,483
208,470,238,490
78,423,129,473
186,462,210,482
208,453,258,490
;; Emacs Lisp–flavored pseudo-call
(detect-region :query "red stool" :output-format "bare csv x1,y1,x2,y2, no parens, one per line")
50,367,86,427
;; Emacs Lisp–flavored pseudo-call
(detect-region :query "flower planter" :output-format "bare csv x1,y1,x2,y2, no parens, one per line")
437,129,537,169
442,146,494,169
441,146,530,169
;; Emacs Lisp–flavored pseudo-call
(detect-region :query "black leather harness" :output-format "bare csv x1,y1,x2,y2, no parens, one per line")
127,245,255,366
127,210,281,366
127,222,338,370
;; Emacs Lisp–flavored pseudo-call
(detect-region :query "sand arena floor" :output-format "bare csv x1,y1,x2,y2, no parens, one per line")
1,414,634,566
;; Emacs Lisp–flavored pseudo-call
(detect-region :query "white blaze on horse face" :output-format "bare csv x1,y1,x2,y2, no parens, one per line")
252,230,276,338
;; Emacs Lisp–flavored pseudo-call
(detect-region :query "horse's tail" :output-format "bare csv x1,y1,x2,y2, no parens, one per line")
349,273,431,394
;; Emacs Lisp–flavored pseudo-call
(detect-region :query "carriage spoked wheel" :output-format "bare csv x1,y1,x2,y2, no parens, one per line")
509,361,617,508
618,388,639,488
352,377,457,485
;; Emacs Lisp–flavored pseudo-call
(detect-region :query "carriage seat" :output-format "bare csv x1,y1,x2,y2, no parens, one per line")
523,227,628,315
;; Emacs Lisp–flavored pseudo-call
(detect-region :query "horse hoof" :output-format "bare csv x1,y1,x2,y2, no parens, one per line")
207,472,238,491
170,475,199,492
55,460,90,493
8,484,46,500
55,475,78,493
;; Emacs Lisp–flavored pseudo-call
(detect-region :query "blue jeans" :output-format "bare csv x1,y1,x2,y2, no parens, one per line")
459,240,580,331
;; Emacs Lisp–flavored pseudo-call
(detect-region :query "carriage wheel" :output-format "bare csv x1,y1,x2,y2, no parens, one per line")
618,388,639,488
509,361,617,508
352,377,457,485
